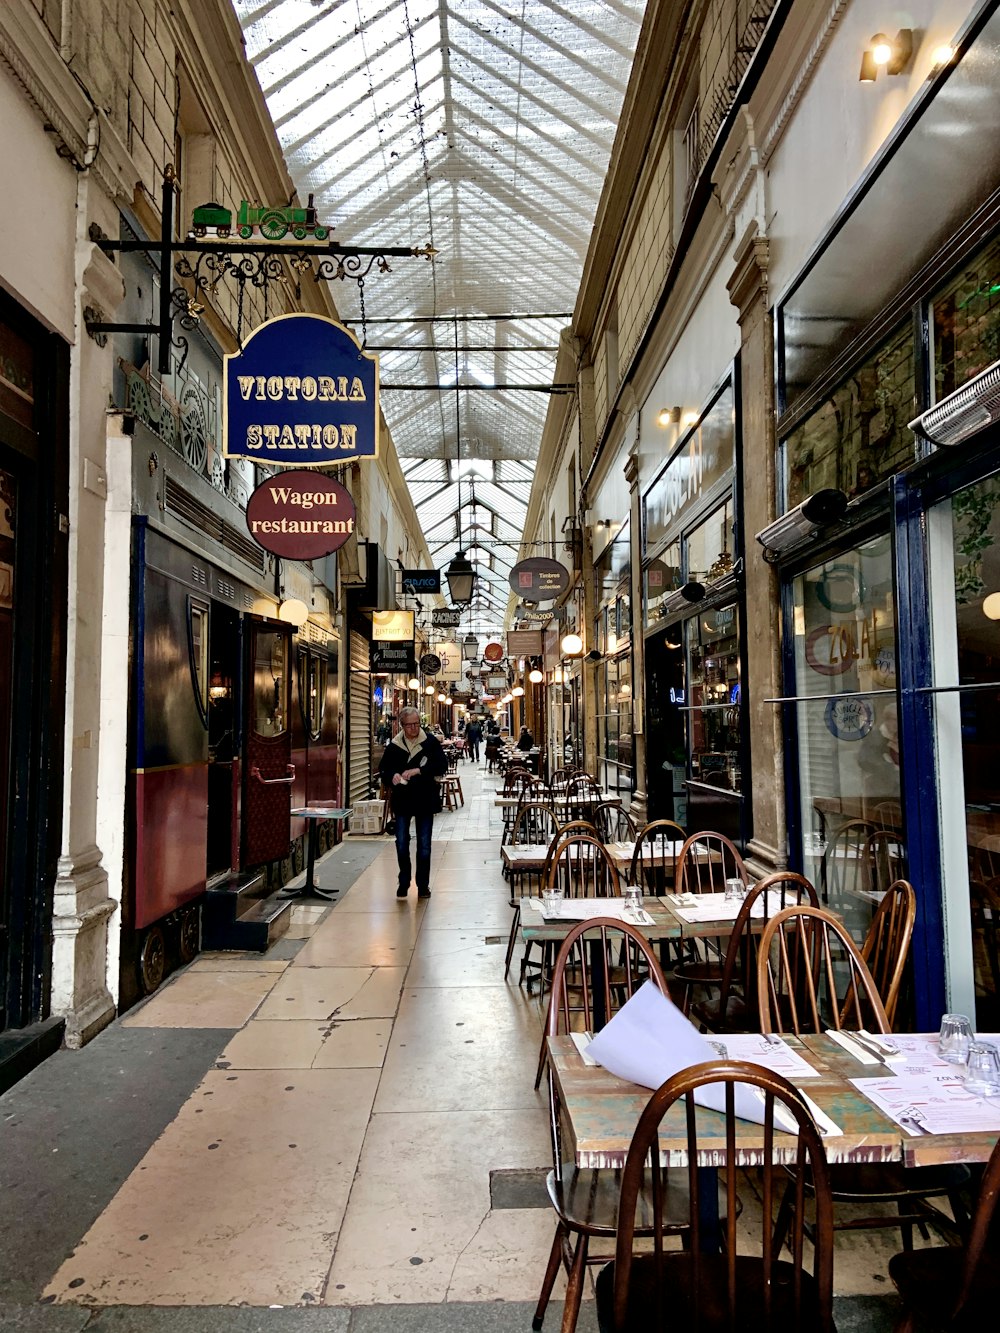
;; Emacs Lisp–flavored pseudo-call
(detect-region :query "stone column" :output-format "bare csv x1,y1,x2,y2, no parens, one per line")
727,220,786,876
624,444,648,826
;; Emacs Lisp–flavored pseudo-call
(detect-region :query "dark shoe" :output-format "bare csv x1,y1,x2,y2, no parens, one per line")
396,886,409,898
417,889,431,900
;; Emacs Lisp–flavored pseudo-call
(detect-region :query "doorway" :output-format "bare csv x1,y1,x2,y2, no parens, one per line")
206,603,240,879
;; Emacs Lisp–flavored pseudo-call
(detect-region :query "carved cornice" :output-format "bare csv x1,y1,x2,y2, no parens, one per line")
758,0,850,166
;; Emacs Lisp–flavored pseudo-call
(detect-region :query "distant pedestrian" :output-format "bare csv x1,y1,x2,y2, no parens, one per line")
465,718,482,762
378,707,448,899
516,725,535,751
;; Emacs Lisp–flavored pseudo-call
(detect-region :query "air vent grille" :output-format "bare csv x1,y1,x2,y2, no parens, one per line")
164,475,265,573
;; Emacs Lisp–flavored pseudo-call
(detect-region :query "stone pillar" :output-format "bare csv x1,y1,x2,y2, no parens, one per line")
51,173,122,1045
624,445,648,826
727,220,786,876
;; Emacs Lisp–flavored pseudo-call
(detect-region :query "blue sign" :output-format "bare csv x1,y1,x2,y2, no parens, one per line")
824,695,874,742
223,314,378,466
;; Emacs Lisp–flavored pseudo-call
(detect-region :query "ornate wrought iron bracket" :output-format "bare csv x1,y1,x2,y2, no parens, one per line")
85,166,437,374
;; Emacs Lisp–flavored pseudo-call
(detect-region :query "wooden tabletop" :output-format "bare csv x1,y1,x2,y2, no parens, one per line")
519,897,682,943
502,840,665,874
493,794,621,810
548,1034,904,1168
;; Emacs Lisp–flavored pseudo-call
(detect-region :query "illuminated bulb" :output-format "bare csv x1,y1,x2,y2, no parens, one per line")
656,407,672,427
407,677,420,690
931,43,955,67
561,632,584,656
437,693,447,703
983,592,1000,620
424,684,435,695
681,411,699,427
512,685,524,697
870,33,892,65
528,668,544,684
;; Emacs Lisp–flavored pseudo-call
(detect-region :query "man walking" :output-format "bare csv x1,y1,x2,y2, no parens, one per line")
465,716,482,763
378,706,448,899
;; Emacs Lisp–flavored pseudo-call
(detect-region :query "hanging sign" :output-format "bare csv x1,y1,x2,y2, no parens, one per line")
370,642,414,674
432,608,463,628
402,569,441,593
507,629,544,655
433,641,462,681
245,470,356,558
509,556,570,603
223,314,378,465
419,652,442,675
487,674,508,690
372,610,415,641
483,641,505,663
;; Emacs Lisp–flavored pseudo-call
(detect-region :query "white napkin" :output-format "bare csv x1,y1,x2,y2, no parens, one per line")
586,982,841,1136
825,1029,880,1065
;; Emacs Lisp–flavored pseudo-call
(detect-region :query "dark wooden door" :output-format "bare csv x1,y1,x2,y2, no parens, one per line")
242,619,294,866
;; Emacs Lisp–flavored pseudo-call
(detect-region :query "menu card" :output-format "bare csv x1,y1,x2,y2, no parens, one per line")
586,982,840,1136
667,890,790,924
852,1072,1000,1136
527,898,654,925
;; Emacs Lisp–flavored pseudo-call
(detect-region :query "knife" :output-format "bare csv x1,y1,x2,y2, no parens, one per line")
840,1030,895,1066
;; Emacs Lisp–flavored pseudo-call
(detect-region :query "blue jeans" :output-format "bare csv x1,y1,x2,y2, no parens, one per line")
395,810,434,893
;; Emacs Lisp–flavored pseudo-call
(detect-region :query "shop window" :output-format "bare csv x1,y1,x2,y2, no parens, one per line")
687,497,734,585
686,606,741,795
931,233,1000,402
645,539,682,625
790,536,900,947
783,323,917,508
644,383,734,554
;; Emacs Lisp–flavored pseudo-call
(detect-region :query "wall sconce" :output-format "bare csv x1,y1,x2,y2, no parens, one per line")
528,668,544,684
511,685,525,698
437,692,448,703
424,684,435,695
859,29,913,81
656,406,681,427
594,517,612,529
560,632,584,657
755,488,848,561
929,43,955,74
407,676,420,690
277,597,309,627
983,592,1000,620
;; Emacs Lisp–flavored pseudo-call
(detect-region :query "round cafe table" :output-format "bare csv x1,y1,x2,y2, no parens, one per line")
278,805,352,900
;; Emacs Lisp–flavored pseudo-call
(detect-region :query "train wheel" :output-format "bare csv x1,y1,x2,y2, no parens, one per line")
292,227,307,241
139,926,166,994
291,839,304,876
259,210,288,240
239,225,253,239
178,908,200,964
313,226,328,240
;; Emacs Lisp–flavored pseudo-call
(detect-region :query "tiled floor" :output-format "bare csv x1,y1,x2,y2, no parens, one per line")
3,760,906,1328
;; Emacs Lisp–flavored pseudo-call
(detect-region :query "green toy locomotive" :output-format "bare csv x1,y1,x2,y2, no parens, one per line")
191,194,330,241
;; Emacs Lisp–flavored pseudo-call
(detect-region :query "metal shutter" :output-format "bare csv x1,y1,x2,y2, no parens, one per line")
349,630,373,804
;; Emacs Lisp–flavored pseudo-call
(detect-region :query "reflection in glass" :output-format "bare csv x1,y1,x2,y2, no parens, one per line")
644,384,734,553
791,537,902,947
254,629,288,737
686,605,741,795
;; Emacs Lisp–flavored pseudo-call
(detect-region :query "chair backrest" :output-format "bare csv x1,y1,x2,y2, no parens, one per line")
676,830,747,894
510,802,562,849
820,818,875,903
608,1061,833,1333
757,904,890,1036
629,819,687,893
545,917,668,1040
706,872,819,1030
863,829,907,897
969,876,1000,997
950,1132,1000,1320
523,776,553,808
851,878,915,1028
594,801,638,843
872,800,903,832
545,833,622,898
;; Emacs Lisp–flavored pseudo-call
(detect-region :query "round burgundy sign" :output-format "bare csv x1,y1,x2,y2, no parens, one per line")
245,470,356,558
509,556,570,603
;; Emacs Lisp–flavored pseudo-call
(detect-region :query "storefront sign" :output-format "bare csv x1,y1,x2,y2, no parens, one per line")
487,674,508,690
419,652,442,675
433,641,462,681
509,557,570,603
245,470,356,558
224,314,378,465
370,642,414,674
483,641,505,663
372,610,415,641
432,608,463,628
507,629,544,655
402,569,440,593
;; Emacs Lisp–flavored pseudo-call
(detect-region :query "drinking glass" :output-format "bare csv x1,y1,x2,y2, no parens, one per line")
541,885,564,916
962,1041,1000,1096
938,1013,974,1064
724,877,746,903
622,885,643,913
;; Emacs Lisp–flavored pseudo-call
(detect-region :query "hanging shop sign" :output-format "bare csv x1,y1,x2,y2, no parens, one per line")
419,652,442,675
372,610,415,641
431,608,463,628
483,641,505,663
370,641,414,674
487,674,508,690
433,642,462,681
507,629,544,655
402,569,441,593
223,314,378,466
245,470,356,558
509,556,570,603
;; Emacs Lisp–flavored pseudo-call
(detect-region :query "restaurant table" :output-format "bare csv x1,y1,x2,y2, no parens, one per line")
519,892,760,945
493,793,621,812
547,1033,905,1168
278,805,352,901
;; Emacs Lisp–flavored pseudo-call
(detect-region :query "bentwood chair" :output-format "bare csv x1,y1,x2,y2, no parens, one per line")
888,1132,1000,1332
627,819,687,896
516,824,600,992
504,806,563,981
565,774,603,823
677,872,818,1028
819,818,875,904
758,905,971,1254
594,801,638,844
533,919,709,1333
594,1062,835,1333
848,878,915,1029
675,830,748,896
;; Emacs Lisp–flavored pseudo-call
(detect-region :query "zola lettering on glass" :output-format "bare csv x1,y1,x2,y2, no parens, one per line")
224,314,379,466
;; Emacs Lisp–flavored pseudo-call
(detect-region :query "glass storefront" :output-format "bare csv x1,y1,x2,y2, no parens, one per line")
790,536,901,947
594,525,632,800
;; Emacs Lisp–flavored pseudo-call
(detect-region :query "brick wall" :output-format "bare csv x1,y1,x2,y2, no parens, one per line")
127,0,176,193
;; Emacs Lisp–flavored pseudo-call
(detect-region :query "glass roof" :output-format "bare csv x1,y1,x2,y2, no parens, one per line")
233,0,646,634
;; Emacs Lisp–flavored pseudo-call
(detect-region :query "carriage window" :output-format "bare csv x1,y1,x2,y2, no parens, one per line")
253,629,288,737
309,655,327,742
188,599,209,726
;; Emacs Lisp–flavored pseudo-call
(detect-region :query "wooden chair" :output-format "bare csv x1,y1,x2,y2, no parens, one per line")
594,1061,834,1333
676,872,818,1027
849,878,915,1029
627,819,687,895
515,824,599,991
594,801,637,843
545,832,622,901
533,919,707,1333
819,817,875,904
863,828,908,897
565,774,603,822
970,875,1000,1004
888,1133,1000,1332
504,808,563,982
676,830,748,895
758,905,971,1253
